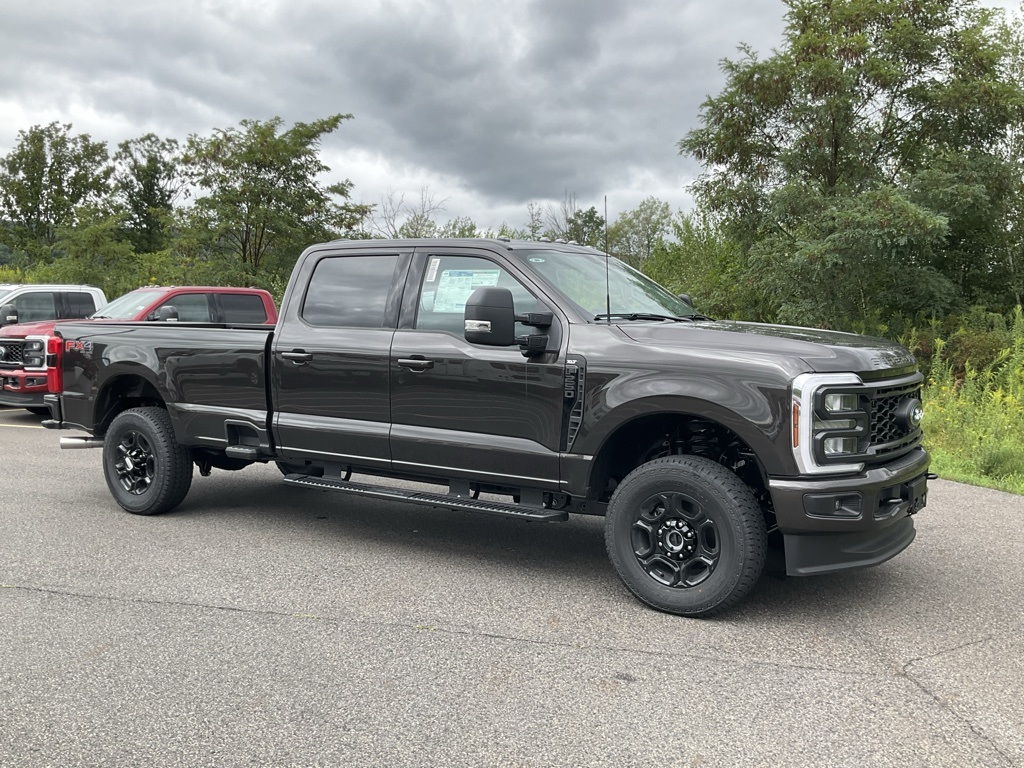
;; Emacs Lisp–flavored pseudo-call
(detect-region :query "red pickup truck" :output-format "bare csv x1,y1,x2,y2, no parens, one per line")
0,285,277,413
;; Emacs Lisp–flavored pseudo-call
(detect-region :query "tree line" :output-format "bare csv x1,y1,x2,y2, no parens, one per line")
0,114,672,303
3,0,1024,339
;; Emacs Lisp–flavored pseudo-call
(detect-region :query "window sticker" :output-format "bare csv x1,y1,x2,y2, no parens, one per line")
433,269,500,313
426,257,440,283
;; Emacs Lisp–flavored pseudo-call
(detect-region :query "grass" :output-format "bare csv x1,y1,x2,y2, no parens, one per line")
922,310,1024,495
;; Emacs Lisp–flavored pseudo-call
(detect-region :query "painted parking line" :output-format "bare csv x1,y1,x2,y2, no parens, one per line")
0,422,45,429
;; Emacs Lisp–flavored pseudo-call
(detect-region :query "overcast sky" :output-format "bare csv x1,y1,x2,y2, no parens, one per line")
0,0,1018,232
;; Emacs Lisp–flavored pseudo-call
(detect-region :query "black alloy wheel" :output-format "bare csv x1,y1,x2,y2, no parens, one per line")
102,407,193,515
605,455,767,617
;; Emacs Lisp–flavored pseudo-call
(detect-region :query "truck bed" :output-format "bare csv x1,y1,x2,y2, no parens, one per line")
57,321,274,450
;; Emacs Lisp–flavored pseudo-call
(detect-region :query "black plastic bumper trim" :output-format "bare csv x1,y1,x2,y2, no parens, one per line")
783,516,916,576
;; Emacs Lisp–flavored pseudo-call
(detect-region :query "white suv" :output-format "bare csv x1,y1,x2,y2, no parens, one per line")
0,284,107,327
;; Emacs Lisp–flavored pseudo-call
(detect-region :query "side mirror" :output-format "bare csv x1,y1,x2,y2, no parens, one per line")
154,305,179,322
464,287,516,346
0,304,17,327
677,293,693,306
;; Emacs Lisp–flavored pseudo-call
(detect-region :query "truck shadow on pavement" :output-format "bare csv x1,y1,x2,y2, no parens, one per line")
169,464,912,623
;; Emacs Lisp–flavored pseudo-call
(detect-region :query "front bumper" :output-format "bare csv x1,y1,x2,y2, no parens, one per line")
0,367,49,407
769,447,930,576
0,385,46,408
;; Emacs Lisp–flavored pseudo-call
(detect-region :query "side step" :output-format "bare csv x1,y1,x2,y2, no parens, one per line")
283,474,569,522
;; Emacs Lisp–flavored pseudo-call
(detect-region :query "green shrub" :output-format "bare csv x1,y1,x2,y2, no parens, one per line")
922,309,1024,494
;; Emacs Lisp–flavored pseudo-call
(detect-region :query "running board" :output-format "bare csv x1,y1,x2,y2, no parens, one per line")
282,474,569,522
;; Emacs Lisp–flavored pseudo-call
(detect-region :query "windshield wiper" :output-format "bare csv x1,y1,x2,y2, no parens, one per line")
594,312,700,323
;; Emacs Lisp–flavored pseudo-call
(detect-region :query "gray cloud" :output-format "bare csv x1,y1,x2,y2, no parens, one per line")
0,0,1015,229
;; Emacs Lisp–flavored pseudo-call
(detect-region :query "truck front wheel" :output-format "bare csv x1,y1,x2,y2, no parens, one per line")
605,455,767,617
102,407,193,515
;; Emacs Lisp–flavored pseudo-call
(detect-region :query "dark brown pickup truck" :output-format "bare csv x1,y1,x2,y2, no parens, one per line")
43,238,930,616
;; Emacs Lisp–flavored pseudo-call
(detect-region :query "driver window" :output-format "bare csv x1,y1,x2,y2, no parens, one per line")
415,255,539,334
12,292,57,322
159,293,212,322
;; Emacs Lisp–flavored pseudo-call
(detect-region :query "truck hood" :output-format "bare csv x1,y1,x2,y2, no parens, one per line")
617,320,918,378
0,320,59,338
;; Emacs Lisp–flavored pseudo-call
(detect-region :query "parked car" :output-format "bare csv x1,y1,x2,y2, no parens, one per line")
0,284,107,328
0,285,276,413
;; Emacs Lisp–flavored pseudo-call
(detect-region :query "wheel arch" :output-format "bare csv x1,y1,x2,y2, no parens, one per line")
582,405,778,515
93,372,166,436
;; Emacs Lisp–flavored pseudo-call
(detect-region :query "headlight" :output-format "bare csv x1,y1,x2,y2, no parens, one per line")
824,393,858,412
792,373,866,475
22,339,45,368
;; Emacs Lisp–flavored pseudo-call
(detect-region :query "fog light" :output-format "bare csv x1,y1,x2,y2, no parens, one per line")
824,393,858,412
823,436,858,456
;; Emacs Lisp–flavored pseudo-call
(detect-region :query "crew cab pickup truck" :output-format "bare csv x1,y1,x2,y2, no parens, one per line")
43,238,930,616
0,285,276,413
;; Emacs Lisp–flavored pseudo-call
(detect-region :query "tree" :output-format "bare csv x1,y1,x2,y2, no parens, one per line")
181,115,370,277
371,187,448,238
113,134,183,253
644,209,754,319
0,122,111,259
438,216,480,238
566,206,606,247
680,0,1024,329
542,191,580,240
609,197,672,266
525,202,544,239
29,208,139,297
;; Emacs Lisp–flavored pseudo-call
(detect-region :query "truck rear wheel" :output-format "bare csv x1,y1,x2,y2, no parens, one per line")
605,455,767,617
102,407,193,515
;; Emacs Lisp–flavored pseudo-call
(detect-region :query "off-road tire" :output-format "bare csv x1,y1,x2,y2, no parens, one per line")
102,407,193,515
605,455,767,617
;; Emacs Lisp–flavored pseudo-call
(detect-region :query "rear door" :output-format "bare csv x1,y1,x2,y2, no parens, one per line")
272,247,411,471
63,291,99,318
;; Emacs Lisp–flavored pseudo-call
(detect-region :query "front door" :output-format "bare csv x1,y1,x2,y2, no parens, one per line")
389,249,566,488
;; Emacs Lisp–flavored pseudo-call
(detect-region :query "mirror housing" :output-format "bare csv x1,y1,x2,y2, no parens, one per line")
0,304,17,327
154,305,179,322
464,287,516,346
677,293,693,306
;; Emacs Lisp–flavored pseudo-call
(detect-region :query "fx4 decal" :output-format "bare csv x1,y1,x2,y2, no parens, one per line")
64,340,94,354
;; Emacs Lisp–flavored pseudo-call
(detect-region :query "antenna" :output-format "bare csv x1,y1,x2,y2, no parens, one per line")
604,196,611,324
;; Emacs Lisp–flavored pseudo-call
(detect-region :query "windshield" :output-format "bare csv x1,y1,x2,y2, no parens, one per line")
0,288,12,304
511,249,695,319
91,289,166,319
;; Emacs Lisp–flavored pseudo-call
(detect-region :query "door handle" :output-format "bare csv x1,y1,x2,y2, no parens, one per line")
282,350,312,364
398,357,434,371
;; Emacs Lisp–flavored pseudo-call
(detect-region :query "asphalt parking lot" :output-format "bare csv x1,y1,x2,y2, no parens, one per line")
1,404,1022,767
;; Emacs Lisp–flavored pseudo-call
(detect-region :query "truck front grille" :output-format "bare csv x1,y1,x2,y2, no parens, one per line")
868,382,922,461
0,340,24,367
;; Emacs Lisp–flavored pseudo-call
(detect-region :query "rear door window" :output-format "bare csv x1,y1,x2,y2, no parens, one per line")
219,293,268,324
64,291,98,318
302,254,401,328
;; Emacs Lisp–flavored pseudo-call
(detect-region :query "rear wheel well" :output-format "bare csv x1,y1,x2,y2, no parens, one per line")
94,375,164,435
590,414,773,515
